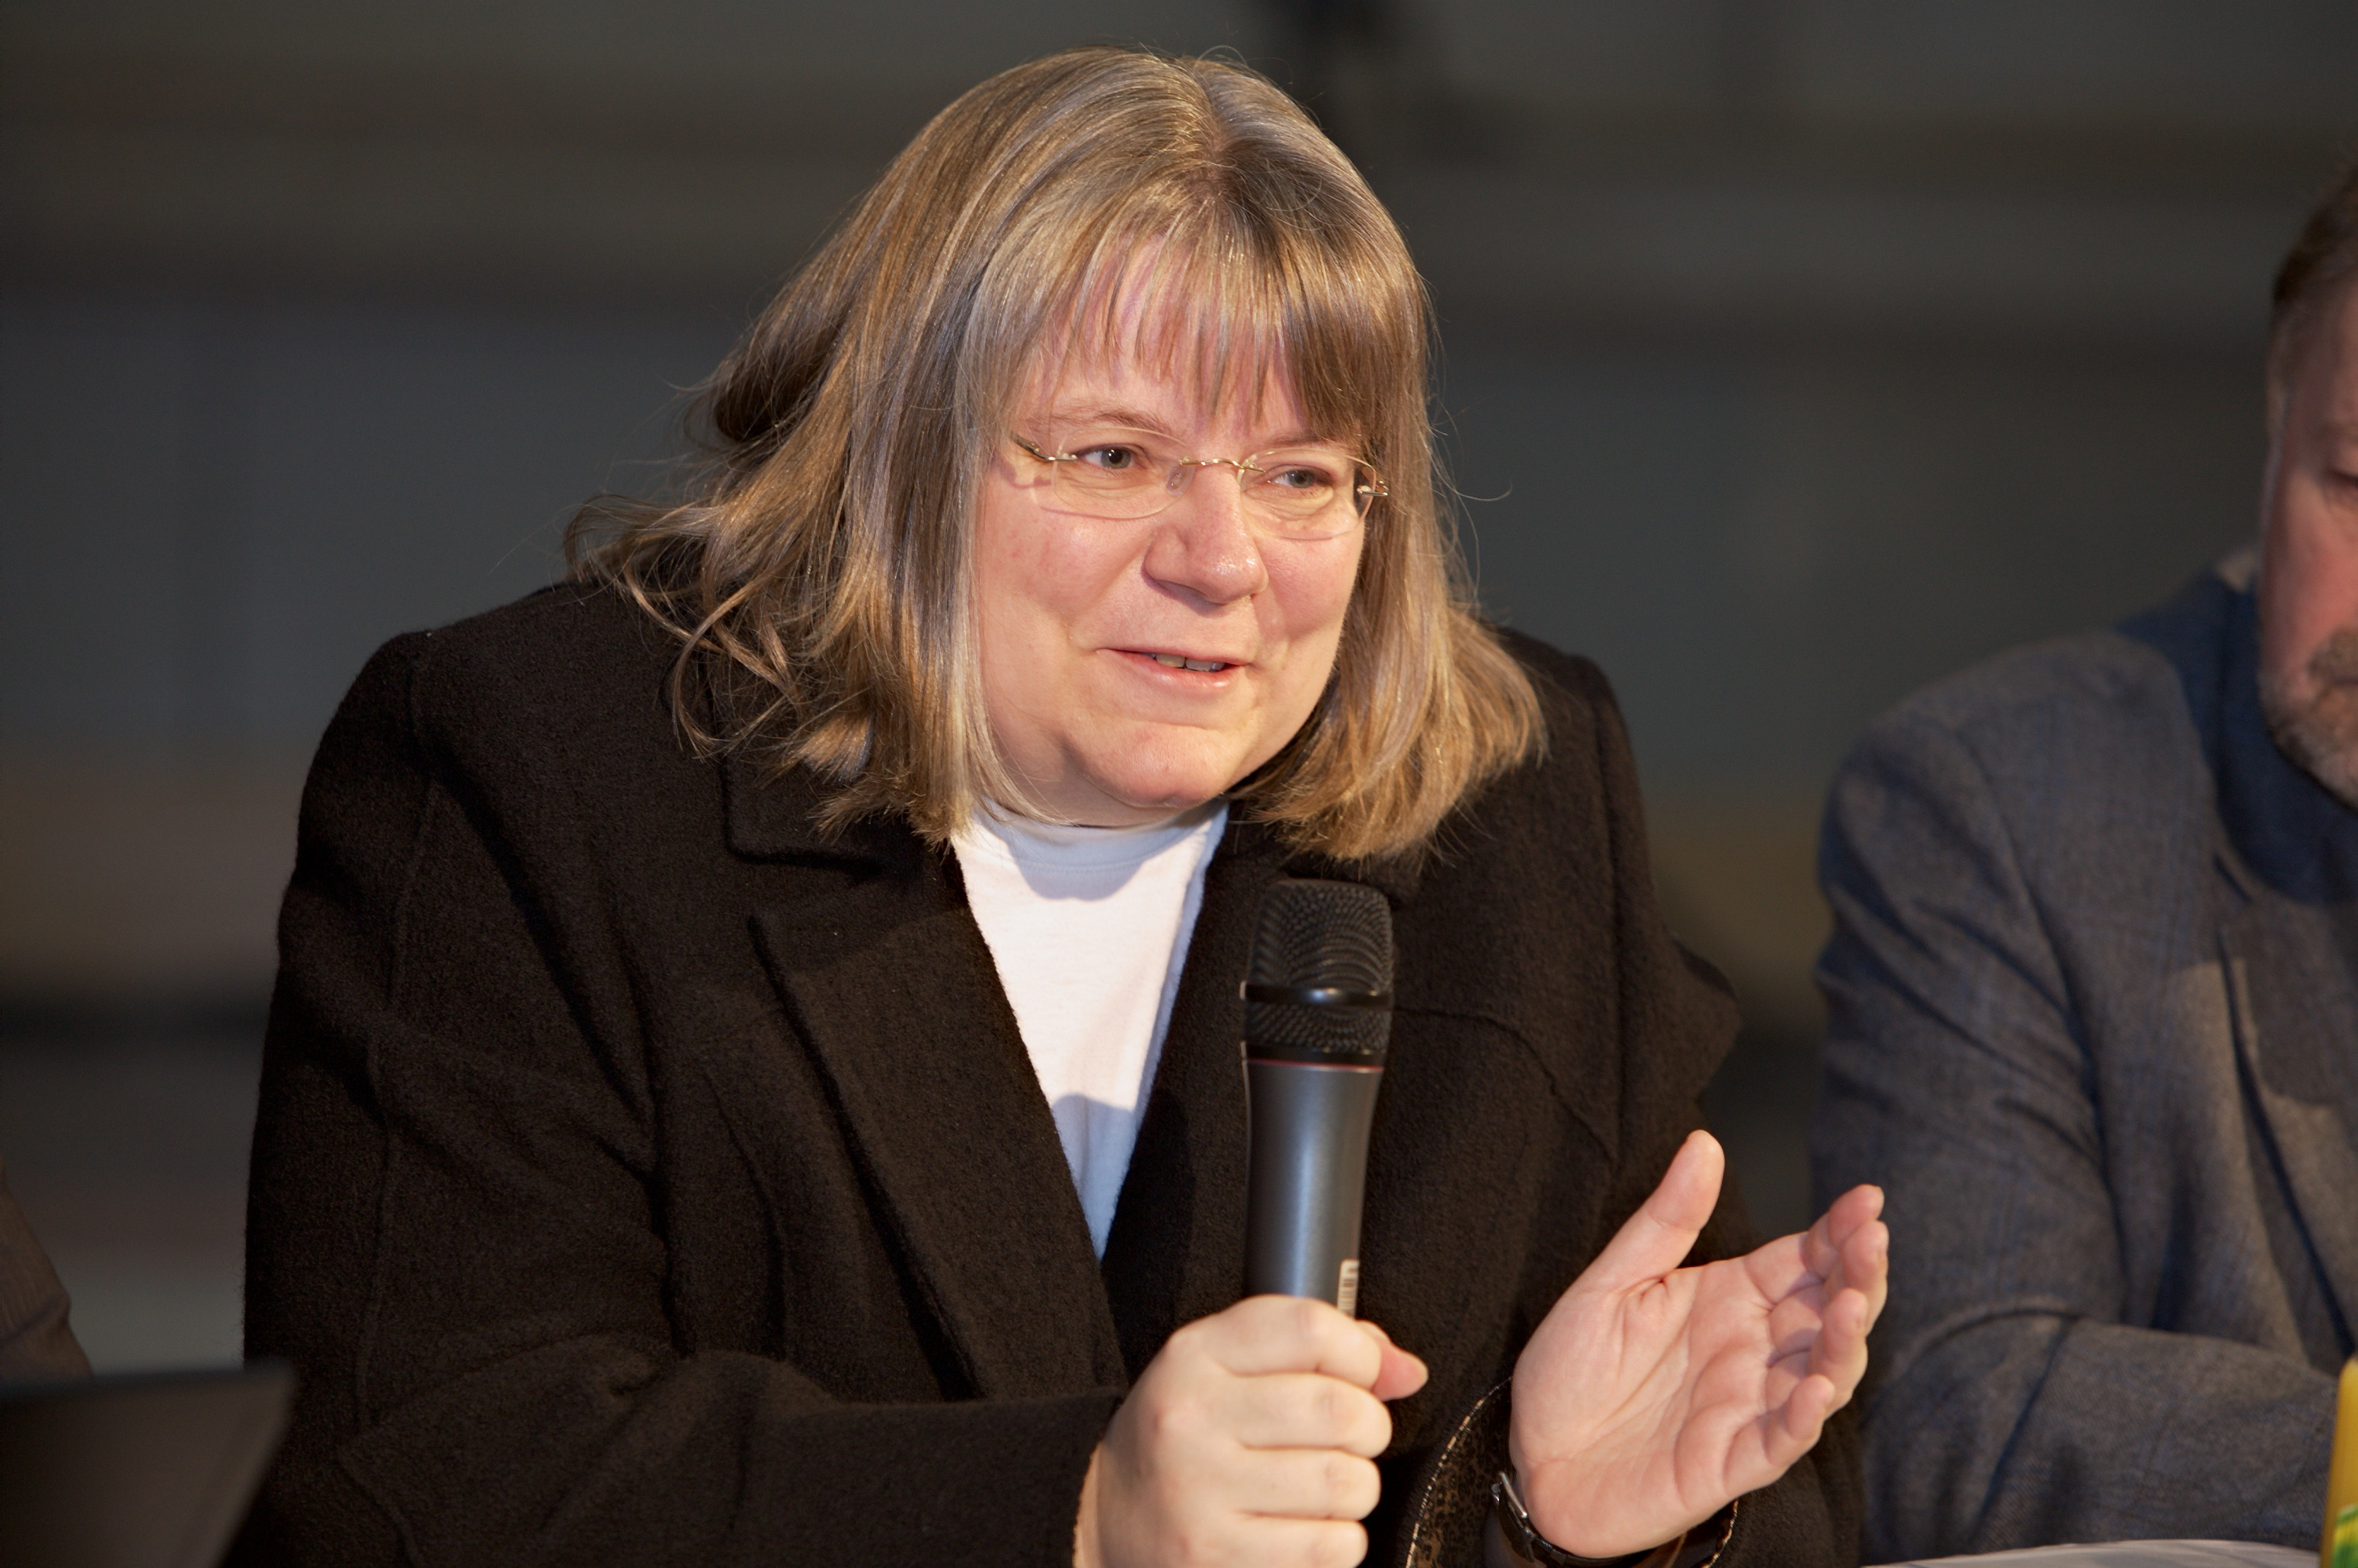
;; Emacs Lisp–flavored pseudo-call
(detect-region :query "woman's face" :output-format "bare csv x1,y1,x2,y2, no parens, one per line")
972,342,1368,825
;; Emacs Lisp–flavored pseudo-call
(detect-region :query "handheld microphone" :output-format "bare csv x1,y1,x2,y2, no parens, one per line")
1241,879,1394,1316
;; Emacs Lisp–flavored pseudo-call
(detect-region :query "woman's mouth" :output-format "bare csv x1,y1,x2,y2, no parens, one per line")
1145,652,1230,672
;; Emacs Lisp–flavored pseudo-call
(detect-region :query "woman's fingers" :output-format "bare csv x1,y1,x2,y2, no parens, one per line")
1236,1518,1372,1568
1364,1320,1431,1402
1761,1225,1879,1397
1087,1297,1427,1566
1196,1295,1428,1403
1575,1129,1725,1295
1223,1372,1396,1458
1229,1443,1385,1519
1765,1371,1839,1463
1842,1211,1890,1331
1749,1184,1886,1306
1805,1283,1874,1402
1805,1184,1885,1281
1192,1294,1386,1386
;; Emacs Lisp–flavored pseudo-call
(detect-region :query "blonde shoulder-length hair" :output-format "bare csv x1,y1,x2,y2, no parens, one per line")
572,46,1542,861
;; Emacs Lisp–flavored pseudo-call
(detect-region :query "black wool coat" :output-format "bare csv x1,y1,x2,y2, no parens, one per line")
235,584,1860,1566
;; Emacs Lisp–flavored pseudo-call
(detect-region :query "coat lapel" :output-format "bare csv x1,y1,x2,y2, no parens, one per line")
727,758,1125,1398
2218,871,2358,1351
1096,818,1287,1375
2208,613,2358,1354
1097,822,1424,1377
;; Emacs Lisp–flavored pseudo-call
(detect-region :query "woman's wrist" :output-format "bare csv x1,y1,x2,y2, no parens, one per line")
1486,1470,1738,1568
1487,1467,1660,1566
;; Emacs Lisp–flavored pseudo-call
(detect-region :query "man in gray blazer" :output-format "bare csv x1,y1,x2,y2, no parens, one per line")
1812,163,2357,1560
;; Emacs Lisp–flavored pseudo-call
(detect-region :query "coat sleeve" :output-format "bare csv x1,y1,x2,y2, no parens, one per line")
1809,709,2336,1560
1388,645,1862,1567
1577,654,1864,1568
235,633,1117,1568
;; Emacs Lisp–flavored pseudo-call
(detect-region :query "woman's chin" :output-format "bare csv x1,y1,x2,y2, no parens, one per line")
1057,755,1240,824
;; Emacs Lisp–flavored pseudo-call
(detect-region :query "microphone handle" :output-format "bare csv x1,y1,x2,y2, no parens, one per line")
1243,1057,1385,1314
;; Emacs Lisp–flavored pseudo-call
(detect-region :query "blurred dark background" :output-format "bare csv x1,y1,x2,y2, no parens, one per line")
2,0,2352,1372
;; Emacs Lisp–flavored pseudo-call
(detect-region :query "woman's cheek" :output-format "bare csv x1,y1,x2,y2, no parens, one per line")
1265,533,1364,641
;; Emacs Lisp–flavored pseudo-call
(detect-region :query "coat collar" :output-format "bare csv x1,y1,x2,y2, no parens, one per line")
732,753,1125,1397
726,753,1421,1387
722,751,923,870
723,748,1428,899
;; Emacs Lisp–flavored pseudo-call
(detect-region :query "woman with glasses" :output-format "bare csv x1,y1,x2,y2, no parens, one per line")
240,47,1884,1568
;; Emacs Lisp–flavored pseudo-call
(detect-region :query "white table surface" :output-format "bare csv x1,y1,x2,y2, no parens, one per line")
1883,1542,2311,1568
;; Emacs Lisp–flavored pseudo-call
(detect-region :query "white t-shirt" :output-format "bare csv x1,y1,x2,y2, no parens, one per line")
950,801,1229,1256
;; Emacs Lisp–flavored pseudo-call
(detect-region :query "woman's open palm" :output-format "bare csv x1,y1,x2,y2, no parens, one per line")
1507,1131,1888,1559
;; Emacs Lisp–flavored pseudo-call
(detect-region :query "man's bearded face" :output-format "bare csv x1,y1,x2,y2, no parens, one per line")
2261,626,2358,808
2258,280,2358,810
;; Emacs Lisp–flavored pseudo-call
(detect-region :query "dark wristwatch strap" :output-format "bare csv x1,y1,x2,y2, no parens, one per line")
1489,1471,1654,1566
1487,1471,1740,1568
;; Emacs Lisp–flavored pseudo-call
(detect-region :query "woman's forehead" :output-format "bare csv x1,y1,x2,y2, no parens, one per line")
1019,339,1313,438
1012,244,1318,420
990,224,1397,450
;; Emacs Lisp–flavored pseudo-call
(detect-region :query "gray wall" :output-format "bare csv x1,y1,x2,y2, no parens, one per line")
7,1,2343,773
1,291,725,751
1444,337,2264,791
6,2,2345,789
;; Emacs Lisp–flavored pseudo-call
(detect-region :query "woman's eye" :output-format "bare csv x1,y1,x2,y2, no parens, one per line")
1082,446,1140,471
1265,466,1332,491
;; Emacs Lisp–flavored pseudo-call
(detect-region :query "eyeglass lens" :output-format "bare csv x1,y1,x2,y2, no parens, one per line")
1022,434,1378,530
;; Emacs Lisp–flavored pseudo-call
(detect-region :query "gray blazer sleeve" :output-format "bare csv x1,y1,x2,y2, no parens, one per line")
1809,711,2335,1560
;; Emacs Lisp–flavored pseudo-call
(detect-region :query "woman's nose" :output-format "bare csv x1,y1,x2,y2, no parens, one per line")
1144,468,1267,604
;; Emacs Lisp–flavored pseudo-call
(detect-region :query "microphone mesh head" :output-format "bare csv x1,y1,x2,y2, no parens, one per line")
1245,879,1394,1063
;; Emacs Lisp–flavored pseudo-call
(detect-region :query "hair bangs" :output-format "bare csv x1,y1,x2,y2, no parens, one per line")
995,173,1414,463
